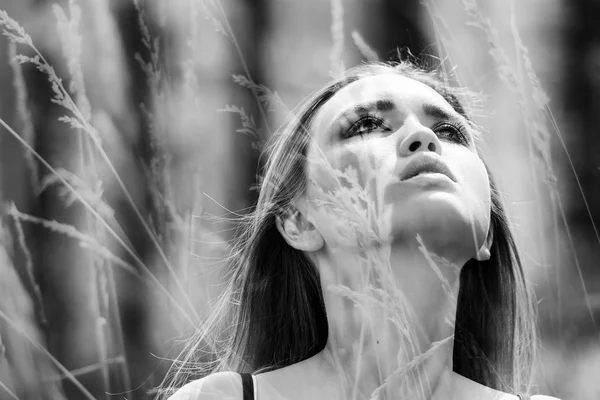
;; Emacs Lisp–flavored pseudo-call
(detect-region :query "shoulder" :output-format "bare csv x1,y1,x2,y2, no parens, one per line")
531,396,562,400
167,371,243,400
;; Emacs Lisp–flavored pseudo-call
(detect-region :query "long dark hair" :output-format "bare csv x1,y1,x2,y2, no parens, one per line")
159,61,538,397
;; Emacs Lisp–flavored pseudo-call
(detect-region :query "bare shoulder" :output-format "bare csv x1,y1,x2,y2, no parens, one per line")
167,371,243,400
531,395,562,400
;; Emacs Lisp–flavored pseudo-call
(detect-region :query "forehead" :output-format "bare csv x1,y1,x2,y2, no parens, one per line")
311,74,454,135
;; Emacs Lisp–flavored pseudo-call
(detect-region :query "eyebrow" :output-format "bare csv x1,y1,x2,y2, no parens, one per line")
422,103,457,121
337,98,396,120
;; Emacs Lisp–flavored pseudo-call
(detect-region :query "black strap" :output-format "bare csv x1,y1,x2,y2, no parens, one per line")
516,394,531,400
240,373,254,400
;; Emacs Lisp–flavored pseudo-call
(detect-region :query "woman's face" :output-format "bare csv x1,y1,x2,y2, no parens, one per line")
304,73,491,260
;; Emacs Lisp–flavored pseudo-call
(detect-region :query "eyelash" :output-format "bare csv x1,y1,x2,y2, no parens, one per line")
342,115,390,139
341,115,471,146
433,122,470,146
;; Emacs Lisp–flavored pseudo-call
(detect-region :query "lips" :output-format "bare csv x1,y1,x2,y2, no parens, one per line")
398,154,457,182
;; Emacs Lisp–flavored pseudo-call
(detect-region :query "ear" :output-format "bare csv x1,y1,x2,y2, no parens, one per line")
275,201,324,252
474,225,494,261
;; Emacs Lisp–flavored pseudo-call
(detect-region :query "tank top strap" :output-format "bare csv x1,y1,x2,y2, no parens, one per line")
240,373,254,400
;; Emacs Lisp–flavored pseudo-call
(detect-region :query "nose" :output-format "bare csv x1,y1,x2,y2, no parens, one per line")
396,122,442,157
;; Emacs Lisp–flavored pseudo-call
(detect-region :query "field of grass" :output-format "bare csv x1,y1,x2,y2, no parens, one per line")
0,0,598,399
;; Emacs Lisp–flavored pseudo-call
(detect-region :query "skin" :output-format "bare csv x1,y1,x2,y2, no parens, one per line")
267,74,495,399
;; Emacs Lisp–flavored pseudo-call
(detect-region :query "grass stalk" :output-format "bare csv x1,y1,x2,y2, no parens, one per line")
56,2,112,393
8,204,140,278
0,382,20,400
554,190,596,327
330,0,345,76
7,42,38,192
211,0,272,135
10,210,47,330
549,192,563,340
89,268,110,399
0,310,96,400
0,118,195,325
104,266,132,394
508,16,548,270
544,108,600,249
351,31,379,62
507,4,598,328
0,10,198,321
44,356,126,382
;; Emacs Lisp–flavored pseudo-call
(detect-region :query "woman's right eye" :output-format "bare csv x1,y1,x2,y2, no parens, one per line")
342,116,390,139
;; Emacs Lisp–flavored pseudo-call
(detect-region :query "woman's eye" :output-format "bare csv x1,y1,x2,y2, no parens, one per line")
343,116,390,139
434,123,469,146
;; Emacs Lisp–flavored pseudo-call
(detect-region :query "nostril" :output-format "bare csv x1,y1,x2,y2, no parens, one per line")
427,142,436,152
409,141,421,152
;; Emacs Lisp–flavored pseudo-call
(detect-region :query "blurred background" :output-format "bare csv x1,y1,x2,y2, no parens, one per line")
0,0,598,399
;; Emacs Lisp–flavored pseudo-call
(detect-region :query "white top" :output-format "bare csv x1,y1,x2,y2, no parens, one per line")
450,371,560,400
169,370,561,400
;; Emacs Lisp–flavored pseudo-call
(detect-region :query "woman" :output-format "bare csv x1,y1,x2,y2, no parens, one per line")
163,61,559,400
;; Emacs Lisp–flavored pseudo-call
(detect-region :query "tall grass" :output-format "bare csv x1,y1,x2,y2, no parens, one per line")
0,210,66,399
0,2,193,398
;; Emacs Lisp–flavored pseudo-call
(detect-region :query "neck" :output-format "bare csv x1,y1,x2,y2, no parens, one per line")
310,239,465,399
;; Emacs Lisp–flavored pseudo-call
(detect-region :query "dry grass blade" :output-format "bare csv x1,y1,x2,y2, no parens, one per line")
0,10,32,46
505,6,597,328
0,382,20,400
0,117,195,326
7,203,140,278
44,356,126,382
205,0,272,133
53,0,91,121
54,4,128,392
7,42,38,191
369,335,454,400
510,11,600,251
416,234,457,312
38,168,115,221
10,209,47,328
308,152,441,398
218,105,265,151
351,31,379,62
0,9,198,321
330,0,345,77
553,190,596,327
0,309,95,400
232,74,288,117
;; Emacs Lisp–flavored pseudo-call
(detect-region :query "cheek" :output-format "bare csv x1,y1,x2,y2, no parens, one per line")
306,141,395,247
309,140,391,190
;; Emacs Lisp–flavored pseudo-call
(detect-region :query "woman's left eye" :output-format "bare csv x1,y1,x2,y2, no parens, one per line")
434,123,469,146
342,116,390,139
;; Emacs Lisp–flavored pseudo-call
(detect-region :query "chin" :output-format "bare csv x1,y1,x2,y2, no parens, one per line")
388,193,489,259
